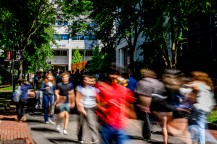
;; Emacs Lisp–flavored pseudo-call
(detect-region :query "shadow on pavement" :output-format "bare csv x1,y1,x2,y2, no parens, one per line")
26,119,43,124
47,137,78,144
127,135,144,140
31,127,58,133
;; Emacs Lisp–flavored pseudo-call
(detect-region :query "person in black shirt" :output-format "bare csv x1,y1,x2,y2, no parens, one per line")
54,72,75,135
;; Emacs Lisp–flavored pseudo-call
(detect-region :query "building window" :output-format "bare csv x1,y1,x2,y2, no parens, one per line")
85,50,93,56
63,21,68,26
57,21,63,26
61,34,69,40
71,35,96,40
53,50,67,56
71,50,93,56
54,34,69,40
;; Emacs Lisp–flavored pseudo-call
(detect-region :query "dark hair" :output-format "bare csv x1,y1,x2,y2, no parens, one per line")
107,67,120,75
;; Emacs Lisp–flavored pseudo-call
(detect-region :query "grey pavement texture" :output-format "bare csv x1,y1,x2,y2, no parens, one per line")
26,111,185,144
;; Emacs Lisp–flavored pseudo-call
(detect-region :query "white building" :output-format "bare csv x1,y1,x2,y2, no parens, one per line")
115,35,145,67
49,20,100,71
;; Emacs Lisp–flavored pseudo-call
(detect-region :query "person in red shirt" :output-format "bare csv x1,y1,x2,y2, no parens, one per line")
96,68,136,144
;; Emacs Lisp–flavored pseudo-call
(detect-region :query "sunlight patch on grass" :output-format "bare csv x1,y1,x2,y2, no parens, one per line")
208,110,217,123
0,86,13,91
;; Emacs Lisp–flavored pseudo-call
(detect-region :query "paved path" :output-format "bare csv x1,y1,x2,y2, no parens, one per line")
26,112,183,144
1,111,217,144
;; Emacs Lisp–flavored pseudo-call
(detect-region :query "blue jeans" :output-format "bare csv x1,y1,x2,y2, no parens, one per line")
196,110,208,144
100,124,129,144
43,95,53,122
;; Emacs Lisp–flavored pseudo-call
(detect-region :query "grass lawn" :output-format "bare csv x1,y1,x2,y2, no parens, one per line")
208,109,217,123
0,86,13,91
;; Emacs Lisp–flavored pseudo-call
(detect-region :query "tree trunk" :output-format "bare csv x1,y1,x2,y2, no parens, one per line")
129,48,135,72
18,61,23,80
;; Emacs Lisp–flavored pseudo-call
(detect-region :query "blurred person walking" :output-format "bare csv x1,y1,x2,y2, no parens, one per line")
41,73,56,124
163,69,192,144
34,71,44,109
54,72,75,135
135,69,166,142
96,68,136,144
76,72,99,144
16,79,33,122
184,71,215,144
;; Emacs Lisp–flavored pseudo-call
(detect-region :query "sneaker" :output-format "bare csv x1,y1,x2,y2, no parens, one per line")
48,118,56,125
56,125,63,134
79,140,84,144
63,129,68,135
45,121,49,124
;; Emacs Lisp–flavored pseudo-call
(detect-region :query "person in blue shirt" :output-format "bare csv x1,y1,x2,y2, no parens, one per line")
121,72,137,91
41,73,56,124
16,79,33,122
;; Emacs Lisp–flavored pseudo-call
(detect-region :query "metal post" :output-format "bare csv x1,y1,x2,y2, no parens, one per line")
12,50,15,92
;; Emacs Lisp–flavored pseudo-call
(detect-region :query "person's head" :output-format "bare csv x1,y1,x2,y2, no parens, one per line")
18,79,28,85
121,72,130,79
107,67,120,80
162,69,184,90
61,72,70,84
140,68,157,79
191,71,214,92
38,71,43,78
45,73,55,84
82,73,96,86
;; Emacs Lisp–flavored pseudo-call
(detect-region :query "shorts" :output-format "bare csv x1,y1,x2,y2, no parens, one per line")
56,103,70,113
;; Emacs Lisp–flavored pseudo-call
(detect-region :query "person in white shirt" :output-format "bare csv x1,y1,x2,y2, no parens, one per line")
76,73,99,144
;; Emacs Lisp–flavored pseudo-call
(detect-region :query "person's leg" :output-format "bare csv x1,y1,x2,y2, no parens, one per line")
16,101,22,121
49,95,55,117
86,108,99,143
115,129,129,144
196,110,207,144
161,116,169,144
167,118,192,144
63,111,69,130
43,96,49,122
20,99,27,121
100,124,113,144
39,91,43,108
77,113,85,142
35,90,39,108
142,111,151,140
188,125,199,142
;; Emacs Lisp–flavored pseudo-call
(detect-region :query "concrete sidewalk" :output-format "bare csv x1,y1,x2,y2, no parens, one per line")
0,112,217,144
26,112,184,144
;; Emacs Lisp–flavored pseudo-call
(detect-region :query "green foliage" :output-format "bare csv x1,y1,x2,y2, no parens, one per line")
0,86,13,91
208,109,217,123
72,48,83,64
86,46,106,73
57,0,217,70
0,0,56,74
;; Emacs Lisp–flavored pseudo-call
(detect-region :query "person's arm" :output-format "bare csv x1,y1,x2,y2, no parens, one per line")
54,89,60,104
27,84,34,89
75,90,86,115
68,89,75,108
96,94,109,114
40,82,46,91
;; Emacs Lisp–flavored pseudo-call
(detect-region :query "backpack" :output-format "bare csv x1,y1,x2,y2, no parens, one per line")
12,86,22,102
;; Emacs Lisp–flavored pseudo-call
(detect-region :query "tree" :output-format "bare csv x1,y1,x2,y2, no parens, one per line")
72,48,83,64
55,0,217,71
143,0,217,69
86,46,106,73
0,0,56,78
